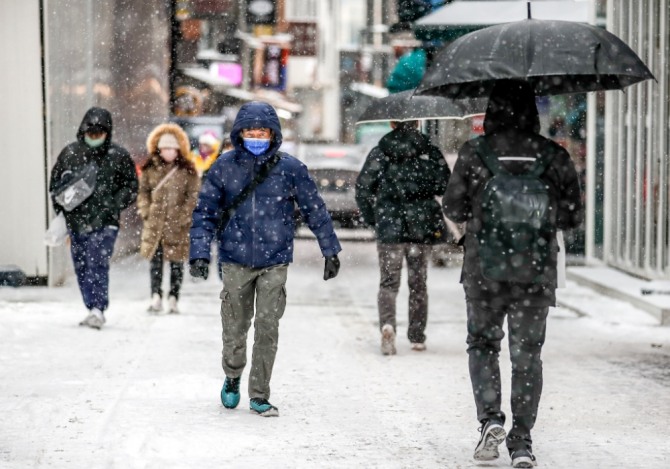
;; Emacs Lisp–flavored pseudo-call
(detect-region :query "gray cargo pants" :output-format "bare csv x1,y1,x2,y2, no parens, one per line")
466,300,549,452
219,262,288,400
377,243,429,343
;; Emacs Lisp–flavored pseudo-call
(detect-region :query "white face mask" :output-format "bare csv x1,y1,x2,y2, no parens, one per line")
160,148,178,162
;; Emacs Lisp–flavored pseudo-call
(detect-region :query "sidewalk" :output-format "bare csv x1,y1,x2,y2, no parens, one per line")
0,239,668,468
564,266,670,325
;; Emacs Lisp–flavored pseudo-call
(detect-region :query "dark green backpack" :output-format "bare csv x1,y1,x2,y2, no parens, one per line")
473,139,557,283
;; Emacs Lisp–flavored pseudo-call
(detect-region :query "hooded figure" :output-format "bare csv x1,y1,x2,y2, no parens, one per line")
442,80,583,467
355,120,450,354
49,107,138,329
137,123,200,314
189,101,341,417
50,107,138,234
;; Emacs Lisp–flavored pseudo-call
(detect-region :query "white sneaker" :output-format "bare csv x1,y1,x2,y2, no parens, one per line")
381,324,396,355
411,342,427,351
147,293,162,313
79,308,105,329
167,295,179,314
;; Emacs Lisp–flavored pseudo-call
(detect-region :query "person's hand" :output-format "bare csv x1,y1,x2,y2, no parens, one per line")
323,255,340,281
190,259,209,280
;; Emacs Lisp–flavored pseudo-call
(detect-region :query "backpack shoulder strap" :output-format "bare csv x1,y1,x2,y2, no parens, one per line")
473,138,504,176
528,145,556,177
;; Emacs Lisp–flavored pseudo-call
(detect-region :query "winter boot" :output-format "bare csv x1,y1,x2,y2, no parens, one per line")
510,448,537,468
473,419,506,461
147,293,162,313
220,377,241,409
167,295,179,314
249,398,279,417
381,324,396,355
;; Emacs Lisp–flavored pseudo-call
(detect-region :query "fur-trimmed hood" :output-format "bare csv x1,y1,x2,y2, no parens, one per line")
146,123,191,157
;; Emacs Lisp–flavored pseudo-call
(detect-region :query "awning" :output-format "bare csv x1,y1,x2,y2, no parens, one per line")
225,88,303,116
180,67,302,116
414,0,590,41
349,82,390,99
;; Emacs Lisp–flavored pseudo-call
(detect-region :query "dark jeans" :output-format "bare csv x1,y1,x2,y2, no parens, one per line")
69,226,119,312
377,243,429,343
466,300,549,452
150,244,184,299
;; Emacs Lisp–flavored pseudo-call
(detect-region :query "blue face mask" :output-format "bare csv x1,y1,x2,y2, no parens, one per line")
84,135,106,148
243,138,271,156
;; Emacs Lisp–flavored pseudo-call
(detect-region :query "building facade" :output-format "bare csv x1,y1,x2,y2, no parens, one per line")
600,0,669,279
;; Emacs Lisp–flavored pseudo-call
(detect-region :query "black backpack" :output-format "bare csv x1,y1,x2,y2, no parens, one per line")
473,138,557,283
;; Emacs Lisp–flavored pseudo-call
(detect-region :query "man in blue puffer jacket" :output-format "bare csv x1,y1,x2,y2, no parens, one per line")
189,101,341,417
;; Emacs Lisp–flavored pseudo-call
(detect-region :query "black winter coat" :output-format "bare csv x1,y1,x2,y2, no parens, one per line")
50,107,138,234
355,127,450,244
443,81,583,307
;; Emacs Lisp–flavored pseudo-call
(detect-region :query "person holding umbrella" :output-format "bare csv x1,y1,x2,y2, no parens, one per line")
355,119,450,355
443,80,583,468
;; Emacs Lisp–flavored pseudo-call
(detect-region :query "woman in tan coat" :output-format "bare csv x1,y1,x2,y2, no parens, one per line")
138,123,200,314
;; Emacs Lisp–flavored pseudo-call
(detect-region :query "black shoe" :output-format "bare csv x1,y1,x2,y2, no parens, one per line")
473,419,506,461
510,448,537,468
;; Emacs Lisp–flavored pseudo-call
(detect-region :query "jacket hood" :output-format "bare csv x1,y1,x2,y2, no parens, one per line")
76,107,113,143
483,80,540,135
230,101,283,157
378,126,430,162
146,122,191,157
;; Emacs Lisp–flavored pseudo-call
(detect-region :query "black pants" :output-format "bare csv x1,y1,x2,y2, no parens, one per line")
150,244,184,299
465,300,549,453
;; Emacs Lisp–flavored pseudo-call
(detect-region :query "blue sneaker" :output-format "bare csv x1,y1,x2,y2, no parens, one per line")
220,377,240,409
249,398,279,417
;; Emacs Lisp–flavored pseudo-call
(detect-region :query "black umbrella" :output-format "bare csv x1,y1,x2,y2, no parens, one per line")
417,18,655,99
355,90,486,125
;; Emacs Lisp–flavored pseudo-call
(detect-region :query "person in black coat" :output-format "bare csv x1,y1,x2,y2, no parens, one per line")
443,80,583,467
356,120,450,355
49,107,138,329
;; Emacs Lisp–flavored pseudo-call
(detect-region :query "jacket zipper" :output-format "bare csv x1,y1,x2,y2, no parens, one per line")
251,162,257,267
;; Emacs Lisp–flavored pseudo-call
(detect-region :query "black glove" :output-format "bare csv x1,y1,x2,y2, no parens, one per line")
323,255,340,281
190,259,209,280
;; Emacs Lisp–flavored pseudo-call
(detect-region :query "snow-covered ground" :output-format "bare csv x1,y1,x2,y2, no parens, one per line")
1,237,669,469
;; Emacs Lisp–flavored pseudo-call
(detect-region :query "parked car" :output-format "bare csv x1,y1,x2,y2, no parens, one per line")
296,142,367,228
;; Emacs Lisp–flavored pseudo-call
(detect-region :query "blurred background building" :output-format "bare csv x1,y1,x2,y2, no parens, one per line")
2,0,670,286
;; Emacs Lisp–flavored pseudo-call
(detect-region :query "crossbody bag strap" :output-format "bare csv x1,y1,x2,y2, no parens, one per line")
152,167,178,193
217,153,282,232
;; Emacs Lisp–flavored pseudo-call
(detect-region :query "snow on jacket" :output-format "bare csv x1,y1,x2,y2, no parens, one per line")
49,107,138,234
443,81,583,307
189,101,342,268
355,126,450,244
137,123,201,261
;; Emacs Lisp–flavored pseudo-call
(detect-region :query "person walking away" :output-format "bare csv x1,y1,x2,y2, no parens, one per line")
188,130,221,177
355,120,450,355
189,101,342,417
443,80,583,468
137,123,200,314
49,107,138,329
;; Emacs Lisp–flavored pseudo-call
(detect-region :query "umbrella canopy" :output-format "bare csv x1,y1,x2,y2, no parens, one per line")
414,0,590,42
417,18,655,99
355,90,486,125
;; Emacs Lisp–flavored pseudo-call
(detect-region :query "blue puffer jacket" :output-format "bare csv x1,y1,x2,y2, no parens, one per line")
189,102,342,268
